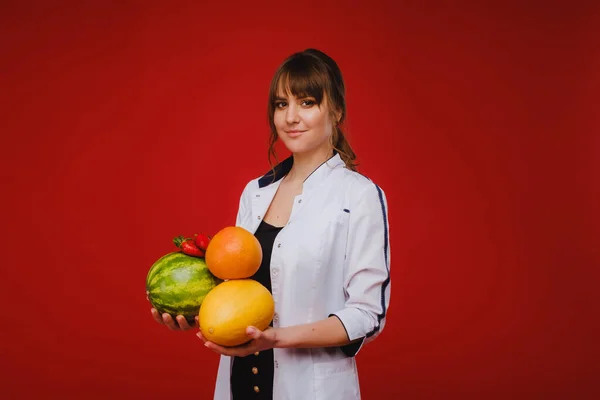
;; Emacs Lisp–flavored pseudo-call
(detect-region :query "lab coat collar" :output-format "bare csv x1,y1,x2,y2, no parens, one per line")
257,151,345,191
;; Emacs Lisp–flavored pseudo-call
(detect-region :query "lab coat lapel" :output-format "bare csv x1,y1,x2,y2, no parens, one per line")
249,180,282,233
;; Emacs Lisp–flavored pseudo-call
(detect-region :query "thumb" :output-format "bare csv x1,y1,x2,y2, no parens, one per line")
246,326,261,339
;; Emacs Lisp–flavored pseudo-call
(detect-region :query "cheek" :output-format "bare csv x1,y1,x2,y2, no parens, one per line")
273,112,285,130
273,115,289,142
305,112,332,137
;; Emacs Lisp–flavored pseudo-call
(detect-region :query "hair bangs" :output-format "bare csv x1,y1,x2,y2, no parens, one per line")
272,57,329,105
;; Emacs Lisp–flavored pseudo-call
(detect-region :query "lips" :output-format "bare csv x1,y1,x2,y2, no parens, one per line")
286,130,306,138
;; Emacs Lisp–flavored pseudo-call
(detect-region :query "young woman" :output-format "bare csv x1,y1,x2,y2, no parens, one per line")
151,48,391,399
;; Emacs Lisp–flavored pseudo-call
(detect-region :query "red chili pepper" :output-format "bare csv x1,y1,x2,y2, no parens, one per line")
173,235,205,257
194,233,212,251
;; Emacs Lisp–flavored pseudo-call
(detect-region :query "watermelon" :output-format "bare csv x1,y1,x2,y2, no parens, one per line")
146,252,222,324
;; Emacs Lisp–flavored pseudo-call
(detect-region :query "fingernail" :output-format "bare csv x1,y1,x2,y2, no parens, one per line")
204,342,210,348
247,327,255,335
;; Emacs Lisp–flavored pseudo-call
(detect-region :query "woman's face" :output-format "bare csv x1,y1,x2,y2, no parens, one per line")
273,86,337,155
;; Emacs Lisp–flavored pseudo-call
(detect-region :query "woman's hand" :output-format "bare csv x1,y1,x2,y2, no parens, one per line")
150,308,198,331
147,291,198,331
197,326,278,357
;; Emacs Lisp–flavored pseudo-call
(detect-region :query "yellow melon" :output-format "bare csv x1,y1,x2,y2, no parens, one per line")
199,279,275,347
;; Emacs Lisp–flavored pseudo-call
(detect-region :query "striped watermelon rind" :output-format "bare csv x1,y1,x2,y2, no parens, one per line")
146,252,222,323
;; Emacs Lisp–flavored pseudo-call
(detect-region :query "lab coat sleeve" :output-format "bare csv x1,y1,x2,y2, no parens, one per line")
330,182,391,356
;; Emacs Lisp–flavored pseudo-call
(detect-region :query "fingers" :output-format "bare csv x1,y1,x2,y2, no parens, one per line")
150,308,163,325
197,331,256,357
151,307,200,333
176,315,198,331
175,315,189,330
196,331,223,354
246,326,261,340
203,340,238,356
162,313,179,331
206,343,227,355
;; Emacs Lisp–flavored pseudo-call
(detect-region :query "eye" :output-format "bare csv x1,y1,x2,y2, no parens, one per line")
301,99,315,107
275,101,287,108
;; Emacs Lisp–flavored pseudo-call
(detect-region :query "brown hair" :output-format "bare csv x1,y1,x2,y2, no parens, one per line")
266,48,358,172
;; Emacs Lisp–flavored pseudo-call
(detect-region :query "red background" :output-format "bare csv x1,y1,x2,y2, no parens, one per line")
1,1,597,399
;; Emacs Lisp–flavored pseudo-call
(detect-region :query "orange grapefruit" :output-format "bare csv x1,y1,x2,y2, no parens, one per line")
205,226,262,280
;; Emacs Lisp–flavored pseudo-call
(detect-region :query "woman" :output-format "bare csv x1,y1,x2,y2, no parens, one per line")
151,48,391,399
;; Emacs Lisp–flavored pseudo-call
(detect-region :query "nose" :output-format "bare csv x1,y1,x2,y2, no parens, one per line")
285,103,299,124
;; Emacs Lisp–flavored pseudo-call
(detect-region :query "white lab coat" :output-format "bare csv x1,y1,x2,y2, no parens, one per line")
213,153,391,400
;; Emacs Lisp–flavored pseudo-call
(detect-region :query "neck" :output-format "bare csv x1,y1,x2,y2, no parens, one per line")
286,145,334,183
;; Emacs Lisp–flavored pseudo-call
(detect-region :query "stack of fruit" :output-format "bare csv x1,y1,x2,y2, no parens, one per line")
146,227,275,347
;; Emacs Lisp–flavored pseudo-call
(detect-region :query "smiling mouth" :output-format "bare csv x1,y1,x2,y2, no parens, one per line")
286,130,306,137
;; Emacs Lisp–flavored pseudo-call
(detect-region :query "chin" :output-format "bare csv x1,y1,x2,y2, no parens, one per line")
281,135,331,155
280,139,311,154
283,144,309,154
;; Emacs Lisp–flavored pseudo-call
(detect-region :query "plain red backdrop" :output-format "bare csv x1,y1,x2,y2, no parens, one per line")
0,1,597,399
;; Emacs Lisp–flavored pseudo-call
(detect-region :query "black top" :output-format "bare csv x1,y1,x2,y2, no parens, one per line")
231,220,283,399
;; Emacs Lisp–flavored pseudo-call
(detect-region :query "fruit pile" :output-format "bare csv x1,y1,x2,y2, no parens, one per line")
146,226,275,347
